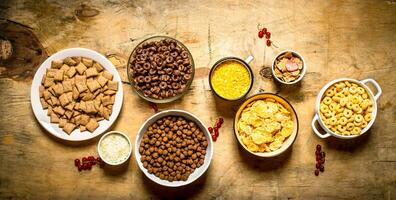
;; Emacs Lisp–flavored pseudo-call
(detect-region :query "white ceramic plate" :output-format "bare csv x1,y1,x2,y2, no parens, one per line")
30,48,123,141
135,109,213,187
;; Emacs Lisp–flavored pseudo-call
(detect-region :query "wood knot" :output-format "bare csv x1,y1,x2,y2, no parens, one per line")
75,4,100,19
259,66,272,79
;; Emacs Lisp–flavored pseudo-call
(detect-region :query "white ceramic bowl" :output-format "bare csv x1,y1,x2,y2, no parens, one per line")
234,93,299,157
98,131,132,166
272,50,306,85
134,109,213,187
312,78,382,139
30,48,123,141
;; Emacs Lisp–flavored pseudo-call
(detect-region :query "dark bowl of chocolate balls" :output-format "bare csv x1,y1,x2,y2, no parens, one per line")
134,109,213,187
127,36,195,103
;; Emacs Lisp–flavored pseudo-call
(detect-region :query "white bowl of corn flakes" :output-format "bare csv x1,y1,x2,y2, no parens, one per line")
312,78,382,139
234,93,299,157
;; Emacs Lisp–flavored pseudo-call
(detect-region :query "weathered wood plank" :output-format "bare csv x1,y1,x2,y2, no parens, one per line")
0,0,395,199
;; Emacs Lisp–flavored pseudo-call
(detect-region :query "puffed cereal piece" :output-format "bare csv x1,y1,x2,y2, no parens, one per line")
364,113,372,121
93,62,104,72
86,118,99,132
325,88,335,97
63,123,76,134
323,97,332,105
339,117,348,125
85,67,98,78
82,58,93,67
87,79,101,93
66,67,77,78
102,71,113,80
75,62,87,75
351,127,361,135
346,122,354,131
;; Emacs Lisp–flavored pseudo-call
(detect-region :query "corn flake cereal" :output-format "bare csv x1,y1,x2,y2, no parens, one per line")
237,98,294,152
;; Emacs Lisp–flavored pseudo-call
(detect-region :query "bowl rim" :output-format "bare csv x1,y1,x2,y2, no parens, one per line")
134,109,213,187
314,77,378,139
233,93,299,157
97,131,132,166
271,50,306,85
208,56,254,101
127,35,195,104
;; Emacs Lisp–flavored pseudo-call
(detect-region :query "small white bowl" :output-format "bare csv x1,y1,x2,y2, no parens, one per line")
272,50,306,85
134,109,213,187
312,78,382,139
98,131,132,166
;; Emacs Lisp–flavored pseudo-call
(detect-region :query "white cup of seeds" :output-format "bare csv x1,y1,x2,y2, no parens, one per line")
98,131,132,166
272,50,306,85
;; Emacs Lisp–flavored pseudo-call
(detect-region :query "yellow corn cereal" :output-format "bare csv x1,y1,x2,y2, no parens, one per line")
211,60,250,99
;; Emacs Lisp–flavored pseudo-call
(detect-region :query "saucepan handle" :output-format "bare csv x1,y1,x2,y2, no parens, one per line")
360,79,382,101
311,115,331,139
244,55,254,64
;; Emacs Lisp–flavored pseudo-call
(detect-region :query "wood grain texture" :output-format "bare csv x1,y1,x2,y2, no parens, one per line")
0,0,395,199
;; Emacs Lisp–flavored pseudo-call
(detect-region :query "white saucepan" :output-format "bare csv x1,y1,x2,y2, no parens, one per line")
312,78,382,139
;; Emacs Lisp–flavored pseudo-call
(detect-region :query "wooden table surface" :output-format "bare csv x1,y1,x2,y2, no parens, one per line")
1,0,396,199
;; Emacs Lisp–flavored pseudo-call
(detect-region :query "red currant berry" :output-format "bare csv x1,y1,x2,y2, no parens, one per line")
316,144,321,151
78,165,83,171
262,28,267,34
88,156,95,161
316,163,321,169
216,121,221,128
258,31,264,38
314,169,319,176
316,155,321,161
219,117,224,124
208,127,213,133
319,165,324,172
266,40,272,47
74,159,80,167
82,157,88,163
265,32,271,39
212,135,217,141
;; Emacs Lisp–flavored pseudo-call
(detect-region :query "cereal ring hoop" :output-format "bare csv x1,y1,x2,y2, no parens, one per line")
30,48,123,142
127,36,195,103
233,93,299,157
312,78,382,139
134,109,213,187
